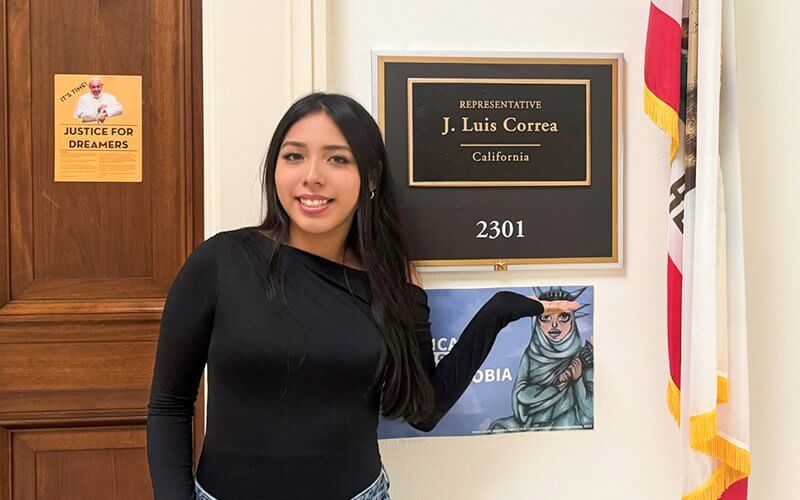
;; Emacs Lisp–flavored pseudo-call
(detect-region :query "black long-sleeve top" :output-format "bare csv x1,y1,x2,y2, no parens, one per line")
146,226,544,499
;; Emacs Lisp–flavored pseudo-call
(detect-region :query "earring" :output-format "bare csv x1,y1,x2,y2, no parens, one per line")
370,190,375,200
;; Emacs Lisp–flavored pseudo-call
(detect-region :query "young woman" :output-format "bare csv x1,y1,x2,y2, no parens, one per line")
146,92,579,499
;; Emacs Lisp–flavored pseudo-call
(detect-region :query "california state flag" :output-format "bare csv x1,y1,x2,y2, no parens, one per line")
644,0,751,498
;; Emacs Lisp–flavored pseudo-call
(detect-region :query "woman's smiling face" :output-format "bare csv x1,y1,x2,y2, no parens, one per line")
274,111,361,242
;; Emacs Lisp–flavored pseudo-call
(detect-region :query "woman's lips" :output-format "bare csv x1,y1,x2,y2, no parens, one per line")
296,197,332,215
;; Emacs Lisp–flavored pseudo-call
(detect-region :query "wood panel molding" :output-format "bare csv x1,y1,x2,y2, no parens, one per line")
12,427,151,499
291,0,328,97
0,298,165,318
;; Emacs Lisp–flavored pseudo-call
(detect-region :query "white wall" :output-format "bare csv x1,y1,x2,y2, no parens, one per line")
737,1,800,498
202,0,292,233
203,1,798,498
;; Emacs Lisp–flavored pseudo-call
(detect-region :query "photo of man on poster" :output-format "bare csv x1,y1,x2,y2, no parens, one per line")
73,77,123,123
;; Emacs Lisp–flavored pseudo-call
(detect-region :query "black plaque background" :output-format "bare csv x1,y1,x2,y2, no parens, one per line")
380,58,617,264
412,81,588,183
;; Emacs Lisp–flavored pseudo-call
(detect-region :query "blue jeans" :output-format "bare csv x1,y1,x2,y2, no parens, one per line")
194,465,390,499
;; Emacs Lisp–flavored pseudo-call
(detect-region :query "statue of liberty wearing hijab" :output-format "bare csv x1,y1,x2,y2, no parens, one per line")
488,286,593,432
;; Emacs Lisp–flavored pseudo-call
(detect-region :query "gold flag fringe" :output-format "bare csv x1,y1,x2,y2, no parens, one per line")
643,85,680,162
666,376,729,426
682,464,748,500
684,405,751,498
689,407,719,445
696,434,751,475
667,378,681,424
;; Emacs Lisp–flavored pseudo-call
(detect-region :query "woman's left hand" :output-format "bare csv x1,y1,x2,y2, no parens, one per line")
531,298,581,316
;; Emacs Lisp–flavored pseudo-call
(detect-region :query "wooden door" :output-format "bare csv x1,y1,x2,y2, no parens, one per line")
0,0,204,497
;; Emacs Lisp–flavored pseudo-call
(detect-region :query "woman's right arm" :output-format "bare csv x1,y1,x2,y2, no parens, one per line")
146,234,222,499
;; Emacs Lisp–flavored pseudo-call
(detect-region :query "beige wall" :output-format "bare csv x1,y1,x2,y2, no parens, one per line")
203,0,798,498
737,1,800,498
202,0,292,233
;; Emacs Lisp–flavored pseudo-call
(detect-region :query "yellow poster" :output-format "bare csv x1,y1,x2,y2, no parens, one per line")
54,74,142,182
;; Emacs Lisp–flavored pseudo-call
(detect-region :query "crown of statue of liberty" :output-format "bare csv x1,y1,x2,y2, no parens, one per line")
532,286,592,319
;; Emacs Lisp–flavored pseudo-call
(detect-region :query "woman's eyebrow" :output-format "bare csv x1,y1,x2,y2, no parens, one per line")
281,141,350,152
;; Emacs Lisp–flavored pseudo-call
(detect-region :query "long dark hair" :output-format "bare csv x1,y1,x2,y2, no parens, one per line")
257,92,434,424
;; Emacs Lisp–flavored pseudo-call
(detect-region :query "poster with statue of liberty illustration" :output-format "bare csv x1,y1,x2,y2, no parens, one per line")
378,285,594,439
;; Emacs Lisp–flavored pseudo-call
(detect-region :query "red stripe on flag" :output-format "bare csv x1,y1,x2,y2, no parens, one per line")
644,2,683,113
720,477,748,500
667,254,682,388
